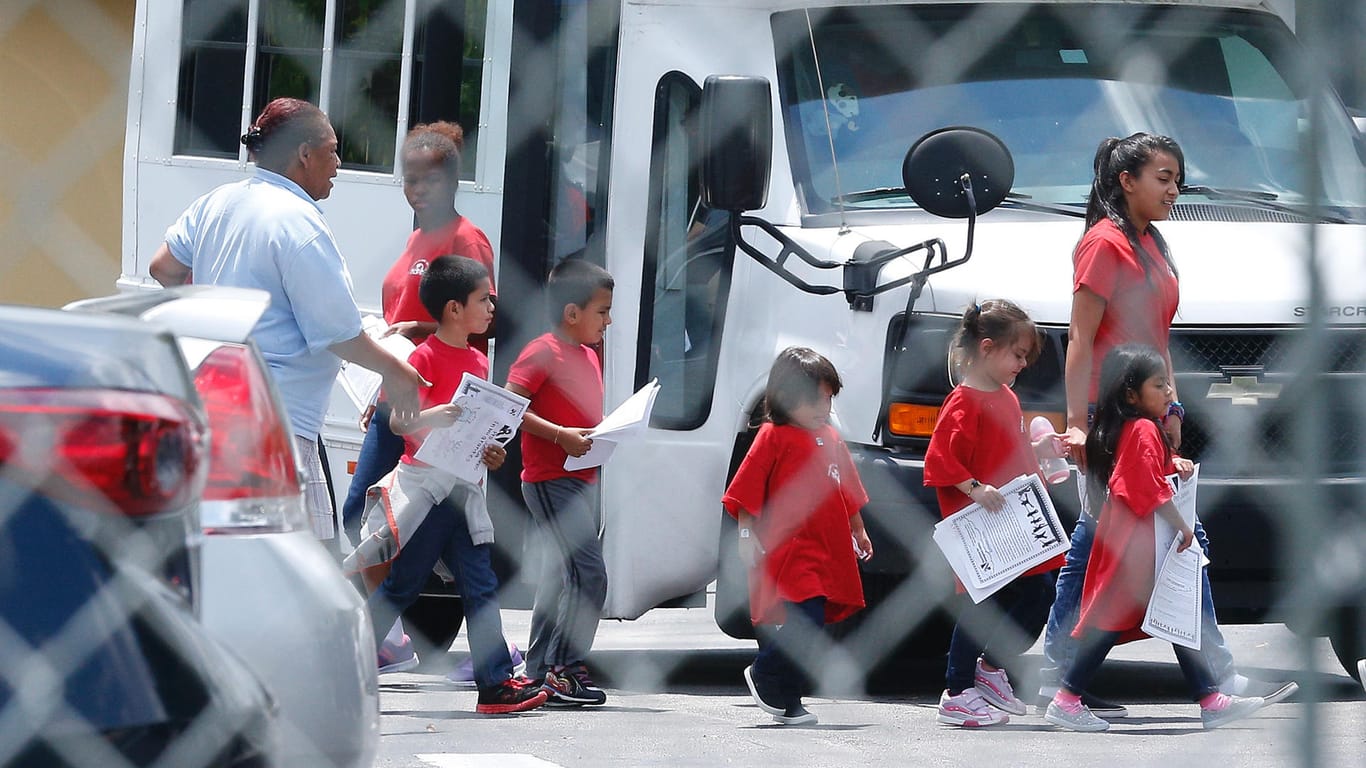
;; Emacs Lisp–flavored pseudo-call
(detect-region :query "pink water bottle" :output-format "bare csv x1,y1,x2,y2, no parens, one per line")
1029,416,1070,484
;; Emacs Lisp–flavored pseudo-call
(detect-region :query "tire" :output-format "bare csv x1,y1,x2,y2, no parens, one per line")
1328,604,1364,682
403,575,466,659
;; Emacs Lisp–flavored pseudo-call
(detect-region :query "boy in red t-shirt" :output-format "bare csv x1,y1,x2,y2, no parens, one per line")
505,258,613,706
350,255,546,715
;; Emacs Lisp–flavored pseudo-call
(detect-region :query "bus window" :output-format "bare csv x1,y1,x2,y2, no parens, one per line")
638,72,733,429
174,0,487,177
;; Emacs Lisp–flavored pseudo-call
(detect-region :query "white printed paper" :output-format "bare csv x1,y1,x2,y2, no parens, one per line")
414,373,529,483
932,474,1070,604
563,379,661,471
337,316,416,411
1143,465,1204,649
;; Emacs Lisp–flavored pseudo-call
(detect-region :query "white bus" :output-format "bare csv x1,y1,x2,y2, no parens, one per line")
121,0,1366,677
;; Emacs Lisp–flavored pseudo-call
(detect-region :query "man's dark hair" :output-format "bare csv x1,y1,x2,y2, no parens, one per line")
546,258,614,323
419,255,489,321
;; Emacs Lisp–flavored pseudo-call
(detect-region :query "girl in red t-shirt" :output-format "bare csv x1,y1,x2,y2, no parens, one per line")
724,347,873,727
1045,344,1265,732
924,299,1066,727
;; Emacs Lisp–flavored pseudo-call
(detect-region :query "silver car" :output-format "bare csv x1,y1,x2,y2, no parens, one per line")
69,287,379,768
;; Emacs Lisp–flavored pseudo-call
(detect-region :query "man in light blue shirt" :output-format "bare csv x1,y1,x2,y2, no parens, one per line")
151,97,426,538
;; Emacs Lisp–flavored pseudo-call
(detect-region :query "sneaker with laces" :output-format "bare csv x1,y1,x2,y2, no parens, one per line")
773,703,818,726
446,642,527,687
476,677,550,714
1038,686,1129,719
743,665,785,716
377,633,419,674
973,659,1027,715
1201,695,1265,730
937,689,1010,727
543,664,607,706
1044,700,1110,732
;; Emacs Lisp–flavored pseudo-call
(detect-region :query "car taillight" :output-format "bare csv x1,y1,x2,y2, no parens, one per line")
0,388,205,517
192,344,307,534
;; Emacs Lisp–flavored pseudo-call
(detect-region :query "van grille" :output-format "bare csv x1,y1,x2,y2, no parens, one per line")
1167,203,1316,225
1171,327,1366,478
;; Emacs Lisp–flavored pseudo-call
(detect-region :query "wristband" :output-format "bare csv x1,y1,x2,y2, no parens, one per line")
1166,401,1185,421
552,428,562,446
739,528,752,539
968,479,982,495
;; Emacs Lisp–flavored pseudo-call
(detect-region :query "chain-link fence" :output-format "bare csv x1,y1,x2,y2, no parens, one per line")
3,0,1365,766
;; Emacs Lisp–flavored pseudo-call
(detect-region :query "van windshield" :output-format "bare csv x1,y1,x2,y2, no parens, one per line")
774,4,1365,216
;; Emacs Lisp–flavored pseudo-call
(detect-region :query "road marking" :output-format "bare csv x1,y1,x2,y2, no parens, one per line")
417,755,565,768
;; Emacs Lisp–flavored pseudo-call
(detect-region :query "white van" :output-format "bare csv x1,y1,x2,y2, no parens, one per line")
121,0,1366,677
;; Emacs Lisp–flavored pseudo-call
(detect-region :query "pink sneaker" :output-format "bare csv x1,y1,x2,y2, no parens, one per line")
974,658,1027,715
378,633,419,674
937,689,1009,727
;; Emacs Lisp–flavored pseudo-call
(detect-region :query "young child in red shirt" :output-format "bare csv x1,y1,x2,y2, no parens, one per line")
351,255,546,715
1045,343,1265,732
924,299,1066,727
505,258,614,706
724,346,874,726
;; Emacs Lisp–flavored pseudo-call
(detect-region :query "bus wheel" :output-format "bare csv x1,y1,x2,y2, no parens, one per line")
1328,603,1365,682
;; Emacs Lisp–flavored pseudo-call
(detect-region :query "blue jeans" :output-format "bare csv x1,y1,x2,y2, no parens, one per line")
1065,629,1218,701
521,478,607,678
753,597,827,707
367,499,515,691
946,572,1055,694
1040,511,1235,690
342,403,405,543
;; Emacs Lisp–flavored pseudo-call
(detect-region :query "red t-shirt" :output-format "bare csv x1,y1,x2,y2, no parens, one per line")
399,335,490,464
381,215,495,352
923,384,1065,583
722,422,869,626
506,333,604,484
1073,218,1179,402
1075,418,1175,636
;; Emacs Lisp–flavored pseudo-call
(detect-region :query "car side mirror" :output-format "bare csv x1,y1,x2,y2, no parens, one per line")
699,75,772,212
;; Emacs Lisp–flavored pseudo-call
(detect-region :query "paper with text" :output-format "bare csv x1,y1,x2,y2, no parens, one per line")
932,474,1069,604
338,316,416,412
1143,465,1203,648
414,373,529,483
563,379,660,471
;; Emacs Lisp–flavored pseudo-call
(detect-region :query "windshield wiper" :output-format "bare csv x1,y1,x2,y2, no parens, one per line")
833,189,1084,218
1180,185,1349,224
998,193,1085,218
833,187,910,204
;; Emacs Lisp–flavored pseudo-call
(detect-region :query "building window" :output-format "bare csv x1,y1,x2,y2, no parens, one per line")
637,72,733,430
175,0,486,176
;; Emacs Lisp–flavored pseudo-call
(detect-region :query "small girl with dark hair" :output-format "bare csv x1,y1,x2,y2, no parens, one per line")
924,299,1065,727
724,346,873,726
1045,344,1265,732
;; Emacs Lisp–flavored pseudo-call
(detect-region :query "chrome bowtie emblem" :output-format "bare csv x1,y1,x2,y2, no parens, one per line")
1206,372,1281,406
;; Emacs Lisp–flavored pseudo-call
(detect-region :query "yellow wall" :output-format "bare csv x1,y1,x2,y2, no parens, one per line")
0,0,135,307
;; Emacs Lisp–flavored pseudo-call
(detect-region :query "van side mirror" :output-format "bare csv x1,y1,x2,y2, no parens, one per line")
902,126,1014,218
699,75,772,212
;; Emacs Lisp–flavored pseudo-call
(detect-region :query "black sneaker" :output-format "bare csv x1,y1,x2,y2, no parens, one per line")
476,678,549,714
743,665,784,716
543,665,607,706
1080,692,1128,718
773,703,818,726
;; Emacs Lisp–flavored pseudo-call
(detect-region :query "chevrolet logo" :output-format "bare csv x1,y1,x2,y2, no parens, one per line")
1206,375,1281,406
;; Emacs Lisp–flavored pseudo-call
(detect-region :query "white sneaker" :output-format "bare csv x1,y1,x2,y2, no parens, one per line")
937,689,1009,727
1219,673,1298,705
974,658,1028,715
1044,700,1109,732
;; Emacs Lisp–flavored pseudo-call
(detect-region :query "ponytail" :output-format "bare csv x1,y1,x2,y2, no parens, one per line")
1080,132,1183,286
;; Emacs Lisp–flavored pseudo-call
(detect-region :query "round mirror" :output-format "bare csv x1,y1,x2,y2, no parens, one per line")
902,127,1014,218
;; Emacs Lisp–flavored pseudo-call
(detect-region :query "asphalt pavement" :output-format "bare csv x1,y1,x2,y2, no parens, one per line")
374,600,1365,768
